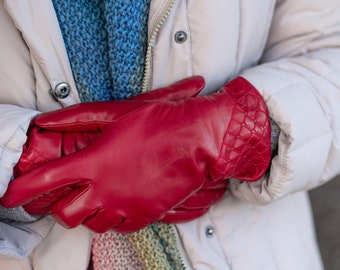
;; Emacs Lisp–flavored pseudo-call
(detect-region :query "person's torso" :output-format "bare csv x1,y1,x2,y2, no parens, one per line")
0,1,324,269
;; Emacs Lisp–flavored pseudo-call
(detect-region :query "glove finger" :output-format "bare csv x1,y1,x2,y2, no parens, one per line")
51,188,97,229
200,178,229,190
174,187,227,209
62,131,100,155
159,179,228,223
174,178,228,209
110,218,155,234
23,185,75,215
84,203,158,233
84,214,123,233
33,100,150,132
14,127,62,176
160,208,210,224
129,76,205,101
1,152,92,208
34,77,205,132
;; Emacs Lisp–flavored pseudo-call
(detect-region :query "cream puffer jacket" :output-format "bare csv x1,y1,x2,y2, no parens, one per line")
1,0,340,269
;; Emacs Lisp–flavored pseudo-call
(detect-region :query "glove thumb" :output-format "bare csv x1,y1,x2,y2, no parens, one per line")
34,76,205,132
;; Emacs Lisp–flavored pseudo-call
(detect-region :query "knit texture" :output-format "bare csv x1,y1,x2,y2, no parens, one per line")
91,224,186,270
91,230,144,270
52,0,151,101
129,223,186,270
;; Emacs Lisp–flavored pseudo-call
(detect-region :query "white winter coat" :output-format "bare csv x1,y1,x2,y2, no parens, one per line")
0,0,340,269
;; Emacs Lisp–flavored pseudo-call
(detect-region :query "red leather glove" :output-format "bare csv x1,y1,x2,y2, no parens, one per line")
1,76,270,233
16,77,221,216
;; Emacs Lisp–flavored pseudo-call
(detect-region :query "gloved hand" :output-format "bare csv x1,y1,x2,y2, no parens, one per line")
1,76,271,233
15,77,215,216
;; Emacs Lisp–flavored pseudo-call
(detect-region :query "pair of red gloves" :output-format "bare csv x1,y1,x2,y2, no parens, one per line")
1,76,271,233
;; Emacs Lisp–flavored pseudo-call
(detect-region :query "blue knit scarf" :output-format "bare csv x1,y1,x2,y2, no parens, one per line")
52,0,151,101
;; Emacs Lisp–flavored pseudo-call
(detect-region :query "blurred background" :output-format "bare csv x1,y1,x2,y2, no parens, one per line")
310,176,340,270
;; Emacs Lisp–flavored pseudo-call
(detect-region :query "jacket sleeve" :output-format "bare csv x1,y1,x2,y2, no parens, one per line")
229,0,340,204
0,104,39,197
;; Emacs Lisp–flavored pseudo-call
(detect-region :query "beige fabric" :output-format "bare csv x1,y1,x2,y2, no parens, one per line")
0,0,340,269
0,224,92,270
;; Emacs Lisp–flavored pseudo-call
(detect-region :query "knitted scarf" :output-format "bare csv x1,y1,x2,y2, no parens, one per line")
52,0,150,101
91,223,186,270
52,1,185,269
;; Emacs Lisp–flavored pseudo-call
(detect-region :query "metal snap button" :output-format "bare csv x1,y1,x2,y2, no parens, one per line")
52,82,70,99
174,31,187,44
205,225,215,238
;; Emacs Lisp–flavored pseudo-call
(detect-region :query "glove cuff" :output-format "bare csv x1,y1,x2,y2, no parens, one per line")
210,77,271,182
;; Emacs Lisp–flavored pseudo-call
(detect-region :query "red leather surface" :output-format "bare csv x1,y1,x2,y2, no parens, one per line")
14,126,99,176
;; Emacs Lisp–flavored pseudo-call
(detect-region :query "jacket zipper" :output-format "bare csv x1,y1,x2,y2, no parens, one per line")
141,0,176,93
170,224,192,270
